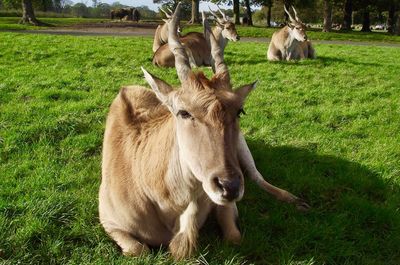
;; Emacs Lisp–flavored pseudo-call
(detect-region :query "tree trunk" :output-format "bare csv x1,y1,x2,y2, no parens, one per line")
266,2,272,27
342,0,352,30
233,0,240,25
323,0,332,32
387,4,396,34
244,0,253,26
361,9,371,32
20,0,41,25
396,13,400,35
189,0,200,24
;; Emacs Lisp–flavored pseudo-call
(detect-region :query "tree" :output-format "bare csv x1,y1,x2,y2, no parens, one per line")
253,0,272,26
188,0,199,24
342,0,352,30
323,0,332,31
243,0,253,25
153,0,191,20
385,0,399,34
72,2,89,17
20,0,42,25
233,0,240,24
360,8,371,31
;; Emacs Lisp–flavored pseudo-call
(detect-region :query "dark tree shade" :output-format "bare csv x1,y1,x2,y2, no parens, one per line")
360,8,371,32
244,0,253,25
323,0,332,32
233,0,240,24
342,0,352,30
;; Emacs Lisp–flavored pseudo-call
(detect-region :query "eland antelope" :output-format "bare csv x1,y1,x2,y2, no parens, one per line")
152,7,239,69
267,6,316,61
100,3,309,260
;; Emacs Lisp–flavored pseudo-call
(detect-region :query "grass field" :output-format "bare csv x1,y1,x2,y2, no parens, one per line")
0,17,109,30
1,16,400,43
1,32,400,264
183,25,400,43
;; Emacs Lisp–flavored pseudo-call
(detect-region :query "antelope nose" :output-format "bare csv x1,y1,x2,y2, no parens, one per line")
304,35,308,41
215,177,241,201
236,36,240,41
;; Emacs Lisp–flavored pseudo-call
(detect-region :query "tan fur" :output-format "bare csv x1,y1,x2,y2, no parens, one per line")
99,71,249,258
152,24,170,53
267,7,316,61
153,22,239,68
153,32,211,67
100,5,309,260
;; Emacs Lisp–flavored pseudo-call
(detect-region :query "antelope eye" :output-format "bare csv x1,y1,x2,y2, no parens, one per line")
237,108,246,118
177,110,192,119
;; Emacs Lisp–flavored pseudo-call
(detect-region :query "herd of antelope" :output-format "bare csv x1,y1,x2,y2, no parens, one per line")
99,2,311,261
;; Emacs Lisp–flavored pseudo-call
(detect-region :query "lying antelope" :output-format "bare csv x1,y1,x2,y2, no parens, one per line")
267,6,316,61
99,3,309,260
152,7,239,69
152,7,181,53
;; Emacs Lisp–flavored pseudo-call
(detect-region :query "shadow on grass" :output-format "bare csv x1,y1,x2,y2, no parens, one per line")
235,55,384,68
198,140,400,264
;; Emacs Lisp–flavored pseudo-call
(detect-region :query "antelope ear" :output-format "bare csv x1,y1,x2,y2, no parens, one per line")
287,23,295,29
141,67,173,105
235,81,257,100
162,19,168,23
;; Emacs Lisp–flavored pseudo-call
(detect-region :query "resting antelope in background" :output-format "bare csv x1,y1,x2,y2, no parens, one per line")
152,7,182,53
267,6,316,61
152,6,240,69
100,3,309,260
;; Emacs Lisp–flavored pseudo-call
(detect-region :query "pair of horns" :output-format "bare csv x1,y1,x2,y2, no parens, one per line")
208,5,229,23
161,2,229,83
284,5,301,23
159,6,173,19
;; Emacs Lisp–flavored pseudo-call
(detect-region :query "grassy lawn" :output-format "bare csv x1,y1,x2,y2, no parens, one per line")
0,17,109,30
1,32,400,264
1,16,400,43
183,25,400,43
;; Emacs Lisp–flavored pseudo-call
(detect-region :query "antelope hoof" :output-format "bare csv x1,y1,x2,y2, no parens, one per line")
293,197,311,212
169,233,195,260
122,243,149,257
225,230,241,245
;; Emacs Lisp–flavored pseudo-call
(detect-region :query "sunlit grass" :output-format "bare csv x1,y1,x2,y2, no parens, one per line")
0,32,399,264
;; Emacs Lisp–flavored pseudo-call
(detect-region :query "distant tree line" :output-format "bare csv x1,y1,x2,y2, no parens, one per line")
251,0,400,33
0,0,158,21
157,0,400,34
1,0,399,34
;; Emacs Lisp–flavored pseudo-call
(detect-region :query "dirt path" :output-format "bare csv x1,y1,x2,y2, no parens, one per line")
2,25,400,47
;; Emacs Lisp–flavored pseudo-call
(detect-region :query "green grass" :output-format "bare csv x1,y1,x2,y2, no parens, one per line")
1,32,400,264
0,17,109,30
1,16,400,43
183,25,400,43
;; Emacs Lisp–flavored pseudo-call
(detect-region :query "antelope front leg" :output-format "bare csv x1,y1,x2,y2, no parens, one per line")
237,133,310,211
216,203,241,244
169,201,198,260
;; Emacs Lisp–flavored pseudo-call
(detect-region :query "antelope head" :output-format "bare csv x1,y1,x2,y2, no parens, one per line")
209,6,240,42
285,5,308,42
142,3,255,205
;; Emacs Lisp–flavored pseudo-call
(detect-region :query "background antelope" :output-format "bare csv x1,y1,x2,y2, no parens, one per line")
267,6,316,61
100,3,308,260
152,7,181,53
152,7,239,69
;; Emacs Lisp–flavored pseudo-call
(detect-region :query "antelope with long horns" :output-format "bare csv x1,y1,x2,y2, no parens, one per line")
152,6,239,69
152,6,182,53
100,3,309,260
267,5,316,61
